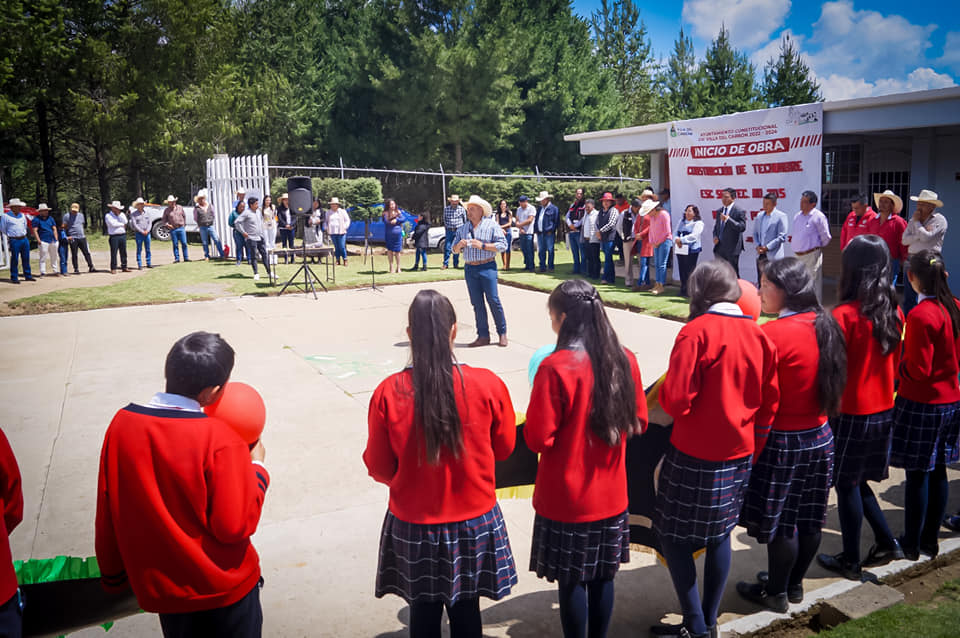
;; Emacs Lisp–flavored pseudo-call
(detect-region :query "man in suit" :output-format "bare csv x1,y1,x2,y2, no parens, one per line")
712,187,747,276
534,190,559,272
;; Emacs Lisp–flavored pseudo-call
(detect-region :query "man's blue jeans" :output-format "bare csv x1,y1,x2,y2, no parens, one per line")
135,233,152,267
199,225,223,258
567,231,582,274
537,232,555,271
520,234,535,271
654,240,672,285
330,234,347,263
444,229,460,268
464,261,506,339
233,229,247,263
601,240,616,283
7,237,31,281
170,227,189,261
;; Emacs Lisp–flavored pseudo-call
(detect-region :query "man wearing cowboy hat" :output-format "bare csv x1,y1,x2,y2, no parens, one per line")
443,194,467,269
104,201,130,274
865,190,907,286
840,194,877,250
1,198,35,283
902,189,947,315
129,198,153,269
515,195,537,271
32,203,60,276
453,195,509,347
595,192,621,284
63,202,96,274
193,189,224,260
162,195,189,262
325,197,351,266
534,190,559,272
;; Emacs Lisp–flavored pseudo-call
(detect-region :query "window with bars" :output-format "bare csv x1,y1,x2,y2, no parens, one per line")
822,144,862,226
868,172,910,209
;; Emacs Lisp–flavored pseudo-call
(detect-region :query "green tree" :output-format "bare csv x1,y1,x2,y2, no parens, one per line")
659,27,705,119
761,35,822,107
700,26,761,117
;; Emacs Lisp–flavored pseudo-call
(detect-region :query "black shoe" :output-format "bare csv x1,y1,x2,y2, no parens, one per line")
73,270,80,275
920,541,939,559
10,279,20,285
421,266,426,271
944,515,960,533
89,267,97,273
650,623,709,638
817,552,862,580
863,540,905,567
736,581,789,613
757,571,803,603
24,276,36,281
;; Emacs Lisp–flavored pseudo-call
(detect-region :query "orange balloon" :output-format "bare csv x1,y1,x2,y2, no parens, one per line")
737,279,761,322
204,382,266,445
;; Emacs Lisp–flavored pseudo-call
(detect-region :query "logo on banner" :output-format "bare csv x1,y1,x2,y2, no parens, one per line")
670,123,694,138
787,106,820,126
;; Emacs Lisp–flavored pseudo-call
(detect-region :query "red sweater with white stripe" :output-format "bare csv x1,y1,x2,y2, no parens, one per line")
898,298,960,404
0,430,22,605
762,312,828,431
832,302,902,415
364,365,516,524
95,404,269,614
525,348,648,522
660,311,779,461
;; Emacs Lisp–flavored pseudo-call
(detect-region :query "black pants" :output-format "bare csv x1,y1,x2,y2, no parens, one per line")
677,252,700,296
716,251,740,277
0,590,22,638
109,234,127,270
159,583,261,638
409,597,481,638
245,238,270,276
278,228,295,262
69,237,95,271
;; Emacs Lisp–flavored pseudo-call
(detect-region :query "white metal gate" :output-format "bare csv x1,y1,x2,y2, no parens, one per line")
205,154,270,256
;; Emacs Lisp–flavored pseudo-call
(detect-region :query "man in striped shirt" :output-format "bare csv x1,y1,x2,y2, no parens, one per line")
454,195,509,347
443,194,468,269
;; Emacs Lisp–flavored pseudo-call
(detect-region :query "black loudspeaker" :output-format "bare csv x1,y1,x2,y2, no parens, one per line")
286,176,313,214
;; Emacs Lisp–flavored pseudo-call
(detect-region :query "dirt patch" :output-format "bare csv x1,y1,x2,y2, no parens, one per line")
175,283,230,296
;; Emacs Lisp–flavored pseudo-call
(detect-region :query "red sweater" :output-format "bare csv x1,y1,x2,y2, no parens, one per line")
865,214,908,262
660,312,779,461
0,430,22,605
898,298,960,404
762,313,828,431
95,404,269,614
840,207,877,249
363,365,516,524
525,348,648,522
833,302,902,414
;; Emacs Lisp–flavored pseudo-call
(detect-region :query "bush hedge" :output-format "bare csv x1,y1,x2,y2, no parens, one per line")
269,177,383,209
447,177,652,213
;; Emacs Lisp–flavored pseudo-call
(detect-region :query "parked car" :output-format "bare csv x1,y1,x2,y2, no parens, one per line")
344,205,417,243
143,204,199,240
425,225,522,251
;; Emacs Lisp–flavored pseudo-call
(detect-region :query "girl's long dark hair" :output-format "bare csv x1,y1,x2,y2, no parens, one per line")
764,258,847,416
688,259,742,320
408,290,464,463
909,250,960,338
838,234,902,355
548,280,637,446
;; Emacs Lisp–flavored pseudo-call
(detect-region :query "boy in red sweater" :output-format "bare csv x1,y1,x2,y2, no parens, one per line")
0,429,23,637
96,332,269,638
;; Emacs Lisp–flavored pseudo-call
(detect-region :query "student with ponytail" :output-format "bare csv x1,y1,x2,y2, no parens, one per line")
890,250,960,560
818,234,905,580
525,279,647,638
737,258,846,612
652,259,779,638
363,290,518,638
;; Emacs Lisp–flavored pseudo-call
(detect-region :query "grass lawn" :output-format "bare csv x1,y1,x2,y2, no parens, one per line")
5,240,692,320
817,579,960,637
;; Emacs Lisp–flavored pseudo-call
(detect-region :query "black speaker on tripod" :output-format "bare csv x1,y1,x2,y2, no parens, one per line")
279,176,326,298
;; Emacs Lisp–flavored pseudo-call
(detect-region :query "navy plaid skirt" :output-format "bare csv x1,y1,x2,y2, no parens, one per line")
831,410,893,488
529,510,629,584
375,503,518,604
739,424,834,543
891,397,960,472
653,446,752,545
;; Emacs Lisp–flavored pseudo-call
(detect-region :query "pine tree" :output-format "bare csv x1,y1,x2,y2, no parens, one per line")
659,27,705,119
761,35,822,107
700,26,762,116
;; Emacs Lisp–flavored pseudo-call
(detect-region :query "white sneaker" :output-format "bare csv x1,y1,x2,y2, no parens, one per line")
253,273,260,281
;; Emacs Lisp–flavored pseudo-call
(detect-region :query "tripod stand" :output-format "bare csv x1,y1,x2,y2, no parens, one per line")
280,215,327,298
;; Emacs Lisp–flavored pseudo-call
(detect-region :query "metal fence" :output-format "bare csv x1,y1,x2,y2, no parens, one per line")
206,154,271,255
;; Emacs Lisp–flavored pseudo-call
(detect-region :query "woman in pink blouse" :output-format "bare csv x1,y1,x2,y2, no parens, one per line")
648,203,673,295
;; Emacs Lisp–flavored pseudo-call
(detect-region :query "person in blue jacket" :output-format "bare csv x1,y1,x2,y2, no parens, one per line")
535,191,559,273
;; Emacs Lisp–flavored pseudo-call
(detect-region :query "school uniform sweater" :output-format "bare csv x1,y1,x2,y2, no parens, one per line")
0,430,22,605
364,365,516,524
95,403,269,614
832,301,903,415
525,348,648,523
898,298,960,404
762,312,828,431
660,310,779,461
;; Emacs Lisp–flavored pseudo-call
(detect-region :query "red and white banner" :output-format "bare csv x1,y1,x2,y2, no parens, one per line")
667,103,823,284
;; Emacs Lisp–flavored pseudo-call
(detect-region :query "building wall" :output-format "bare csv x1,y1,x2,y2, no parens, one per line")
932,133,960,284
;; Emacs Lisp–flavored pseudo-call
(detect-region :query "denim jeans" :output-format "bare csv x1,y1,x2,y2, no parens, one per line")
7,237,31,281
330,234,347,263
601,240,616,283
568,231,582,274
537,232,555,271
58,239,69,274
199,225,223,258
654,240,672,285
414,248,428,268
464,261,506,338
520,233,535,271
638,255,652,286
444,228,460,267
891,258,901,288
170,227,189,261
135,232,152,267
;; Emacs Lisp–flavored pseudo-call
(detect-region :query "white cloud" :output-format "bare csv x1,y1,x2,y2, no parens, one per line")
682,0,791,49
819,67,956,101
937,32,960,73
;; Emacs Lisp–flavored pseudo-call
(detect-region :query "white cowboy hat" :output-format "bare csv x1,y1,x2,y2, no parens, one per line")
196,188,208,199
465,195,493,217
36,203,51,211
108,200,123,210
7,198,25,208
638,199,658,216
132,197,145,206
910,189,943,208
873,190,903,214
328,197,340,205
166,194,177,203
70,203,80,212
448,194,461,203
280,193,289,200
537,190,552,201
640,188,656,199
236,187,246,194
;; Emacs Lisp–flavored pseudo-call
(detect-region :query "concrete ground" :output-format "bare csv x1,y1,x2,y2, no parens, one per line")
0,279,957,637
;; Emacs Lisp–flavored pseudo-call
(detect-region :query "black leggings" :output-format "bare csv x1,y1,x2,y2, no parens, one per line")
766,532,821,594
557,578,615,638
835,481,896,563
903,463,949,551
408,597,481,638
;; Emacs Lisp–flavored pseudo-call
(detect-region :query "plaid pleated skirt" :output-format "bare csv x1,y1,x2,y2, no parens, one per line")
375,503,518,605
653,446,752,545
891,397,960,472
529,510,630,584
831,410,893,488
739,424,834,543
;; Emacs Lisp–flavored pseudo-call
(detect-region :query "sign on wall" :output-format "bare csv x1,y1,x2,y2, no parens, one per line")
667,103,823,284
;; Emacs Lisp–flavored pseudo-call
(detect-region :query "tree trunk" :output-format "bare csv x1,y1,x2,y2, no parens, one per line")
454,138,463,173
128,158,142,199
37,99,59,208
95,142,110,234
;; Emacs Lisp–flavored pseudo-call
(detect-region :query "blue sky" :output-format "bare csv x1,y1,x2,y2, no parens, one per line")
571,0,960,100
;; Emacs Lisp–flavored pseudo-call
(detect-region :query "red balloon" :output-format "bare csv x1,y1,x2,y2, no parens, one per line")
204,382,266,445
737,279,761,322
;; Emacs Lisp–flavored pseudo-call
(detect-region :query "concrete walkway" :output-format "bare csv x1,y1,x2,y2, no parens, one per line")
0,280,955,637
